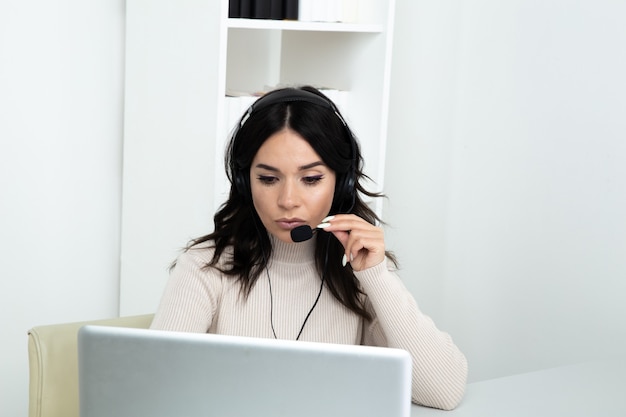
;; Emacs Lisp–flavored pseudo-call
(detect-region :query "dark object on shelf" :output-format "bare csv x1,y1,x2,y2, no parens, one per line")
229,0,240,18
270,0,284,20
284,0,298,20
230,0,291,21
253,0,271,19
240,0,252,18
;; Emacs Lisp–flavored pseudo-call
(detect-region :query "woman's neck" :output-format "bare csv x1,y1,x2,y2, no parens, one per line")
269,233,316,264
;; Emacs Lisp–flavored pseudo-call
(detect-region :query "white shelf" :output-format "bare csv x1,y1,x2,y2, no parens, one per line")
228,18,384,33
121,0,395,315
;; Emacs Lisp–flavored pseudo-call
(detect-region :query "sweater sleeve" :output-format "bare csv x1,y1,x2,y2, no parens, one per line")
150,249,221,333
354,260,468,410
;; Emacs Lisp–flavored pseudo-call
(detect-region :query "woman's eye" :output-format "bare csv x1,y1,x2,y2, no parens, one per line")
257,175,278,185
302,175,323,186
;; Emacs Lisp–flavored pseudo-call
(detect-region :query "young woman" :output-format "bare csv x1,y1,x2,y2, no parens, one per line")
150,86,467,410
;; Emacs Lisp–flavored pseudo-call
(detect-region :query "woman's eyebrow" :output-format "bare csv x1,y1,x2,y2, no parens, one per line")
254,163,279,172
298,161,325,170
254,161,326,172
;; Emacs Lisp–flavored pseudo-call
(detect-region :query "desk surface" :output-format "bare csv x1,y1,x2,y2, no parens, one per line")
411,359,626,417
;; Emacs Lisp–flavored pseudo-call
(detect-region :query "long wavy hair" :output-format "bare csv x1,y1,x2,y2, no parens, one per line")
184,86,395,320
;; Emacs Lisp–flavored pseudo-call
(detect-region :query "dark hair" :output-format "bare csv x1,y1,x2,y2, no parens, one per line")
184,86,395,320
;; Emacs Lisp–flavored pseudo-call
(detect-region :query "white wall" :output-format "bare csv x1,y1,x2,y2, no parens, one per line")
120,0,224,316
385,0,626,382
3,0,626,415
0,1,124,416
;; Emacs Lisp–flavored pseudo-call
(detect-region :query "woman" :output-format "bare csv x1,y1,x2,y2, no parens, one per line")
151,86,467,410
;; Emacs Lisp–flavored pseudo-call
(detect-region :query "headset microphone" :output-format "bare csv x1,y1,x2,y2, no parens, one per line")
291,225,315,242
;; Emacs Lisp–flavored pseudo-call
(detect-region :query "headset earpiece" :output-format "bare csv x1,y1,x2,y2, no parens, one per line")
233,167,249,200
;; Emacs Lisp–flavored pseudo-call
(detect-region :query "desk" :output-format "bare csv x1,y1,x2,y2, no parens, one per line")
411,359,626,416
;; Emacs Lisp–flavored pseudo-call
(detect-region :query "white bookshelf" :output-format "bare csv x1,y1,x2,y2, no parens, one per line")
121,0,396,315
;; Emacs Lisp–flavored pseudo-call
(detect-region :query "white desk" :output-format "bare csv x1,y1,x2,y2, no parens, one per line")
411,359,626,416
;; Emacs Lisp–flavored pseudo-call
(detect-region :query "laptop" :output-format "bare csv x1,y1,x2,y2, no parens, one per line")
77,325,412,417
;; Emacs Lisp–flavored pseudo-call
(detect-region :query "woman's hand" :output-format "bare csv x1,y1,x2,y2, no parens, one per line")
317,214,386,271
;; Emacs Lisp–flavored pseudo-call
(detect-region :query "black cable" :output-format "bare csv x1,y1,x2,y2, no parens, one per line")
252,208,326,341
265,245,326,341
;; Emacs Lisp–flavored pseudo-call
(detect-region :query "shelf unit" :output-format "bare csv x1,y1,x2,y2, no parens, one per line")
121,0,396,315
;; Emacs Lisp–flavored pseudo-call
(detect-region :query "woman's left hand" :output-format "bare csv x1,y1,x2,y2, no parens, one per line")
317,214,386,271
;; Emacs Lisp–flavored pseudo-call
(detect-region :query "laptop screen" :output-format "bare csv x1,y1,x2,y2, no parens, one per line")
78,325,411,417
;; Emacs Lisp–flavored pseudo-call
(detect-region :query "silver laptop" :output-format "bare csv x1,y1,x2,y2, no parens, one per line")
78,325,412,417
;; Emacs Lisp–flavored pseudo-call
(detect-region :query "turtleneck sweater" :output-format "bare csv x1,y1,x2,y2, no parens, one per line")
151,236,467,410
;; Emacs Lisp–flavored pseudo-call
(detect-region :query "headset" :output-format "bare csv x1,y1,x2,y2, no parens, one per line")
230,87,358,213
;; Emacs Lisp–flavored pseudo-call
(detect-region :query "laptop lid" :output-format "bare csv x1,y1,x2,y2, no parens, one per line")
78,325,412,417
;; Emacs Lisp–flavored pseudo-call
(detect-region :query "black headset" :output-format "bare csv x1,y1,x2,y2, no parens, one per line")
230,88,358,213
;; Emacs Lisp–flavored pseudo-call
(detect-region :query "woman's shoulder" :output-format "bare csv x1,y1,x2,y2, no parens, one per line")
176,239,234,270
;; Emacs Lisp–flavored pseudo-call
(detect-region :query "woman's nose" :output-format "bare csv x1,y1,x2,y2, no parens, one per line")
277,180,301,209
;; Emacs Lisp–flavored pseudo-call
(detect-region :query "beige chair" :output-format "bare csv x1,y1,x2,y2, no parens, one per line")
27,314,154,417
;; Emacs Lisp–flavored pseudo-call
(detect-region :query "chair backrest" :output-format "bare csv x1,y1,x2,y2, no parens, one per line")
27,314,154,417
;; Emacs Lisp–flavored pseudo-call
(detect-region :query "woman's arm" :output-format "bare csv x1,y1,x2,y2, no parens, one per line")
319,214,467,410
356,262,468,410
150,248,221,333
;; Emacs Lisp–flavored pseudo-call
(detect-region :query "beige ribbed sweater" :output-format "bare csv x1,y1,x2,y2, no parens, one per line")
151,236,467,410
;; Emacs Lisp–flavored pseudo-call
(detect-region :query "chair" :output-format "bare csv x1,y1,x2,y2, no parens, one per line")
27,314,154,417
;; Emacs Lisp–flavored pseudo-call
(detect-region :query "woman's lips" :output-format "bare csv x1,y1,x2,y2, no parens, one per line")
276,219,305,230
